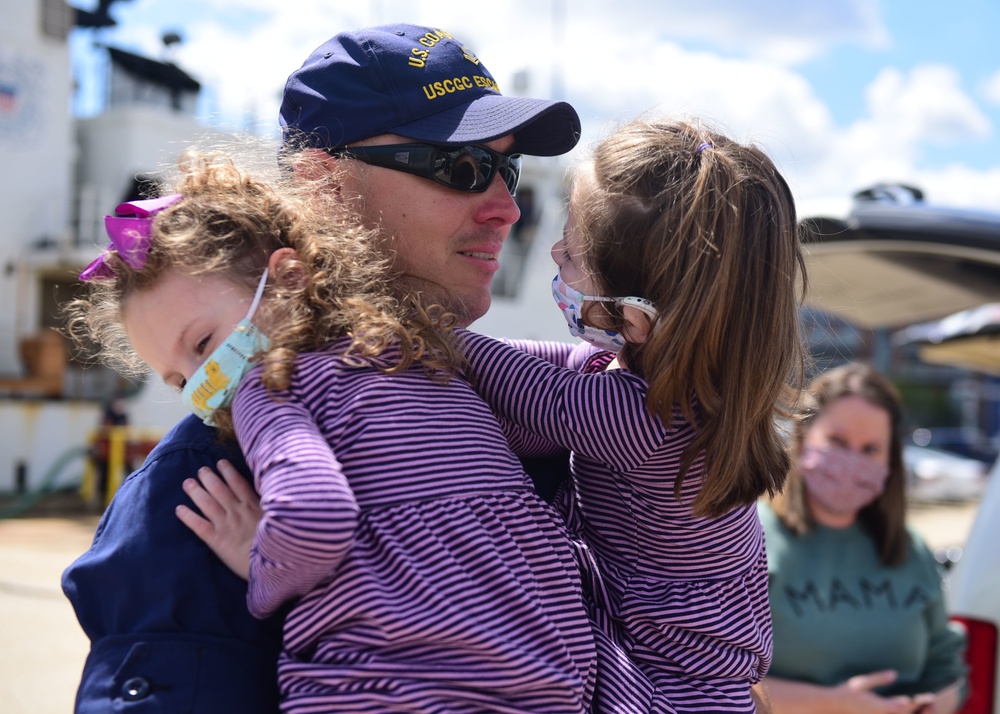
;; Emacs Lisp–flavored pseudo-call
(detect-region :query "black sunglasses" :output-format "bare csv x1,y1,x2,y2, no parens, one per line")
329,143,522,196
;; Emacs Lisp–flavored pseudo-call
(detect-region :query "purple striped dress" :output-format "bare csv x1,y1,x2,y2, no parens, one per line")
232,340,597,713
460,332,773,714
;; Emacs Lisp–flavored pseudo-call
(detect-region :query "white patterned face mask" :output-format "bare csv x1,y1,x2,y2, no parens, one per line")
182,270,271,426
551,273,657,353
799,444,890,515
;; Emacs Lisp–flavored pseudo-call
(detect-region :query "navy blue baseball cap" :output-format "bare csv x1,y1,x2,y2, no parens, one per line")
279,24,581,157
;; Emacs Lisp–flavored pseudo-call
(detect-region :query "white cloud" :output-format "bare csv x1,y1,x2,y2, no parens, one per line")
639,0,890,63
866,65,990,143
788,64,998,208
911,163,1000,208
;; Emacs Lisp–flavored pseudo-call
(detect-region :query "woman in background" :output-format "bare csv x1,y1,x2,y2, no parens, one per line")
759,363,967,714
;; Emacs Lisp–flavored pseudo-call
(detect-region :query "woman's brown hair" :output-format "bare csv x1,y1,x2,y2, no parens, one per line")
770,363,909,566
571,117,806,517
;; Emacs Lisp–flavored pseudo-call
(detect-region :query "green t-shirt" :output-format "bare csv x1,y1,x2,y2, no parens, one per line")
758,502,967,696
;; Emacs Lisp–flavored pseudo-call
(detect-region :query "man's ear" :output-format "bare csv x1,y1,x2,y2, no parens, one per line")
621,298,657,345
292,148,340,187
268,247,308,289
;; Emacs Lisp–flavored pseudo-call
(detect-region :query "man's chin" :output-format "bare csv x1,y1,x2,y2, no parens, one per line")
447,290,491,328
393,274,484,327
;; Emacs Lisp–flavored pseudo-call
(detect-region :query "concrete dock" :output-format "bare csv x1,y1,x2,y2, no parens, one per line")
1,513,99,714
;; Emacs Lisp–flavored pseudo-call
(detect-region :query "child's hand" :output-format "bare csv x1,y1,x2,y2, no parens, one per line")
176,459,261,580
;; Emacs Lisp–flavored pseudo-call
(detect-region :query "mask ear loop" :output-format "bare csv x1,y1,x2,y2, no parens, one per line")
245,268,270,320
619,295,658,320
582,295,658,331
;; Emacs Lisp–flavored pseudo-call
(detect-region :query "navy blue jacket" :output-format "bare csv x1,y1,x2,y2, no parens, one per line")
62,414,285,713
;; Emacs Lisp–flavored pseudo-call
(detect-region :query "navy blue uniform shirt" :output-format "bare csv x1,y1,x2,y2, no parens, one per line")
62,414,285,713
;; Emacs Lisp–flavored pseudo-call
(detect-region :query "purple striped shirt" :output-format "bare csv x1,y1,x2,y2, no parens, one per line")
232,339,597,713
461,331,773,713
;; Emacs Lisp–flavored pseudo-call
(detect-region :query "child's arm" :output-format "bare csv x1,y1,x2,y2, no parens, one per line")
496,414,564,458
176,458,262,580
459,330,663,470
468,340,581,459
500,339,583,369
234,383,360,619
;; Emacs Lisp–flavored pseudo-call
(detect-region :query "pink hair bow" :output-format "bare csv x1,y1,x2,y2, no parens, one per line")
80,194,183,281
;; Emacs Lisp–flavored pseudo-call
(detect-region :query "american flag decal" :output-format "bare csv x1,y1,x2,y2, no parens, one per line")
0,83,18,114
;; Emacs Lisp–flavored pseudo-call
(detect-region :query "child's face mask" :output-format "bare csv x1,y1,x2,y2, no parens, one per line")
182,270,271,425
551,273,657,354
552,273,625,352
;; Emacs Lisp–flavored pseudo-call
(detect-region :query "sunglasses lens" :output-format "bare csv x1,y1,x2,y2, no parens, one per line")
501,155,521,195
435,148,492,191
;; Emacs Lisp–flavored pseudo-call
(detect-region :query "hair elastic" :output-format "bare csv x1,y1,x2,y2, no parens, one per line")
697,142,713,154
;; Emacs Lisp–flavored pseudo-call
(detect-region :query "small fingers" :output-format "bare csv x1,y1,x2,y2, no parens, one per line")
198,465,253,512
183,471,228,522
215,459,259,502
176,503,214,542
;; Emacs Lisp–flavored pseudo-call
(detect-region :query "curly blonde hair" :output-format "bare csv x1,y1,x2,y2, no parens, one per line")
66,148,461,434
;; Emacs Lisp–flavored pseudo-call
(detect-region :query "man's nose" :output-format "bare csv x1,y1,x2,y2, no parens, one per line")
476,171,521,227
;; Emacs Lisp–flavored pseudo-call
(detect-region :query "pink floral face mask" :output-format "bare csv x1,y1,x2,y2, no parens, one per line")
799,444,890,515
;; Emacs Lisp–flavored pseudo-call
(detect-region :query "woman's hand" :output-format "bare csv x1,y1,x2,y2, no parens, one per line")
910,680,963,714
835,671,920,713
176,459,261,580
765,671,927,714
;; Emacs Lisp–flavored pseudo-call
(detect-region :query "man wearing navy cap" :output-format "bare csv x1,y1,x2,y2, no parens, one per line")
63,25,582,714
279,24,582,327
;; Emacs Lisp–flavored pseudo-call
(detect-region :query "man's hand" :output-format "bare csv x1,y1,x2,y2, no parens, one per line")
176,459,261,580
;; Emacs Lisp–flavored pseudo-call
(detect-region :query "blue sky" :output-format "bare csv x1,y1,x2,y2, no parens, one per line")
69,0,1000,211
799,0,999,166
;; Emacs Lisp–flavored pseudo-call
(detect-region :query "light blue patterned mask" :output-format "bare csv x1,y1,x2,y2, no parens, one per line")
182,270,270,426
